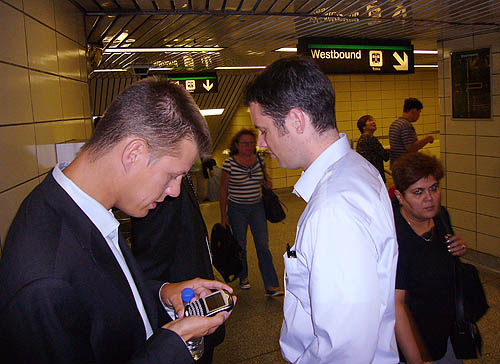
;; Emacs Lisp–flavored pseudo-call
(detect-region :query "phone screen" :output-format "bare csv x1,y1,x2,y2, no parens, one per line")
205,293,225,312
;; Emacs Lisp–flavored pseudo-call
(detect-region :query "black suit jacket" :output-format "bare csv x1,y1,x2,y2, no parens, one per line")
131,177,225,358
0,173,193,364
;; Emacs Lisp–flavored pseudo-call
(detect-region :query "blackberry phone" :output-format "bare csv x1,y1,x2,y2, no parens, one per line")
184,289,234,317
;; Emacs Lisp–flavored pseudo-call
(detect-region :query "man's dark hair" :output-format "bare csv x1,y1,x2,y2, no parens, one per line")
243,56,336,135
229,128,257,156
392,152,444,193
357,115,373,134
403,98,423,113
82,77,211,162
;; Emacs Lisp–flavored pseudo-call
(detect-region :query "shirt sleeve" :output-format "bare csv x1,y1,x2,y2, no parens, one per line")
297,207,383,364
222,158,232,175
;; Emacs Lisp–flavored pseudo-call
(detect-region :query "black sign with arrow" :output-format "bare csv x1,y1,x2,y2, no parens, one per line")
160,73,218,93
298,38,414,74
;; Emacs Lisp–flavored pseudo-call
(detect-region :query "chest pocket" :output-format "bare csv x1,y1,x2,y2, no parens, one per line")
283,249,310,313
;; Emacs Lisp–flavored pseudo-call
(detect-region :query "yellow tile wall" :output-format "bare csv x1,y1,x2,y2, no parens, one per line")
0,0,89,244
439,31,500,257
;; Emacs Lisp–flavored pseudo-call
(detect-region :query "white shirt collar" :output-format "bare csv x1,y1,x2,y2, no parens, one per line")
52,163,119,241
293,133,351,203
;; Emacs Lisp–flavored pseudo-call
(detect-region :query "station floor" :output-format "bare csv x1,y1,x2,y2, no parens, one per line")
199,189,500,364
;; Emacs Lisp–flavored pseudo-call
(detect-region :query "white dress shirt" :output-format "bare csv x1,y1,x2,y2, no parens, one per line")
280,134,399,364
52,163,154,340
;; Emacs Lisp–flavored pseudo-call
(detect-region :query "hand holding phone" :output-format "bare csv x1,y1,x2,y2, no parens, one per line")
184,289,234,317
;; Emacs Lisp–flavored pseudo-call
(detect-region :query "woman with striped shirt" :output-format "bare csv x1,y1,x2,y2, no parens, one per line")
220,129,283,297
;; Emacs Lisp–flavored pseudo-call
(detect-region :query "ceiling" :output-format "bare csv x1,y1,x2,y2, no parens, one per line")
80,0,500,148
76,0,500,72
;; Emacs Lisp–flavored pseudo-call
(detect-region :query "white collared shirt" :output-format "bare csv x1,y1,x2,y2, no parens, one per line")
280,134,399,363
53,163,154,340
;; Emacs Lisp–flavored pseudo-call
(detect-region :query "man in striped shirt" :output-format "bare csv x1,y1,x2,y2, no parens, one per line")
389,98,434,168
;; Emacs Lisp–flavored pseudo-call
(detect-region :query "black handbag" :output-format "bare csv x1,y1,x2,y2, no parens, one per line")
210,223,243,283
450,259,486,359
438,207,488,359
257,155,286,223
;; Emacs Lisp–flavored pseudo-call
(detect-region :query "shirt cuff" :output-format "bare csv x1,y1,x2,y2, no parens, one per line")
159,282,177,320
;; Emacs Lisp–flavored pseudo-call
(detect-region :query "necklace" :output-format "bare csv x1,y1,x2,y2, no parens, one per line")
419,227,434,242
401,208,434,242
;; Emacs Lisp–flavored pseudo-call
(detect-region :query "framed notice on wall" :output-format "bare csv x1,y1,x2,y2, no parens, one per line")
451,48,491,119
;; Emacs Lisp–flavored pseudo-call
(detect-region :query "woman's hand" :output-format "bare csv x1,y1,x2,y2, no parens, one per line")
446,234,467,257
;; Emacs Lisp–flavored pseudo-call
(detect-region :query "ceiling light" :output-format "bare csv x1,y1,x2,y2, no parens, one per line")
414,64,438,68
275,47,298,52
103,47,224,53
414,50,438,54
149,67,175,71
91,69,127,72
214,66,266,70
200,108,224,116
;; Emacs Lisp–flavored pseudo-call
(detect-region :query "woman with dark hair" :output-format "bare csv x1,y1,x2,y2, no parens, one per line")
355,115,390,183
220,128,283,296
392,152,467,364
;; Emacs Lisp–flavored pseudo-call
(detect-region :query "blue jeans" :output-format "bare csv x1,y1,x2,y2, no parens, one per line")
228,200,279,288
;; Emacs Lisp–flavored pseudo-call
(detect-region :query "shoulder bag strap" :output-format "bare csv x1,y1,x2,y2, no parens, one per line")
438,207,465,323
256,154,267,183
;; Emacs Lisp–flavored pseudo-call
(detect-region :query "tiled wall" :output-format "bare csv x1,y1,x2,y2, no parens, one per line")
214,69,440,189
0,0,90,244
438,31,500,258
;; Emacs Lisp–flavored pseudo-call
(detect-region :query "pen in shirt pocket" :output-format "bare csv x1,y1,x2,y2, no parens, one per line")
286,243,296,258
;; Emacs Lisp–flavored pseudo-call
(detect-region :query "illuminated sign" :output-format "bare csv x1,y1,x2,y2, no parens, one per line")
298,38,414,74
161,73,218,93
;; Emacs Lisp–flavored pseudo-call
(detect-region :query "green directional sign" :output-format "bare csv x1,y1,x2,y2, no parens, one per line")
298,38,414,74
161,73,218,93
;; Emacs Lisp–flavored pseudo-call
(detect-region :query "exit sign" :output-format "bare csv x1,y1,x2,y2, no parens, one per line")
298,38,414,74
161,73,218,93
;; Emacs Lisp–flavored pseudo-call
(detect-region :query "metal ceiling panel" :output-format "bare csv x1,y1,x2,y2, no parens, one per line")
79,0,499,148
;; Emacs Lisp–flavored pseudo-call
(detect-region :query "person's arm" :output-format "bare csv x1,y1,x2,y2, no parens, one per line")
295,208,387,363
220,170,230,227
394,289,425,364
405,135,434,153
373,137,391,162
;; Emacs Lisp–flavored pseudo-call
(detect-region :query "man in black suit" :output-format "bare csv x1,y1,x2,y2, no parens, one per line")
131,175,224,364
0,78,234,364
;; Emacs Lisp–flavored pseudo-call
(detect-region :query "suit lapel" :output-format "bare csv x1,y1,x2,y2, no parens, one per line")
118,232,158,329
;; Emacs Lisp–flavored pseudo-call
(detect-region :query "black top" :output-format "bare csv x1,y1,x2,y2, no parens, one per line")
355,134,390,182
393,199,456,361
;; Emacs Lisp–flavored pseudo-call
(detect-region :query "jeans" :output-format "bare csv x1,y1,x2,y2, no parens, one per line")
228,200,279,288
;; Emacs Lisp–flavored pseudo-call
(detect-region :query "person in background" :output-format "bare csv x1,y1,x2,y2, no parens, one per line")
356,114,391,183
389,98,434,168
391,152,467,364
0,78,233,364
220,128,283,297
131,175,225,364
244,55,399,363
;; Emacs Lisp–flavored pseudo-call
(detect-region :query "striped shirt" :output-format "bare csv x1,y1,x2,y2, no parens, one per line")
223,157,264,204
389,117,417,166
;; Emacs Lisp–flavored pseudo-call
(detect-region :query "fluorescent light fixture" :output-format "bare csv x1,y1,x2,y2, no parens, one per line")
91,69,127,72
200,108,224,116
414,50,438,54
274,47,438,55
214,66,266,70
149,67,174,71
103,47,223,53
415,64,438,68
